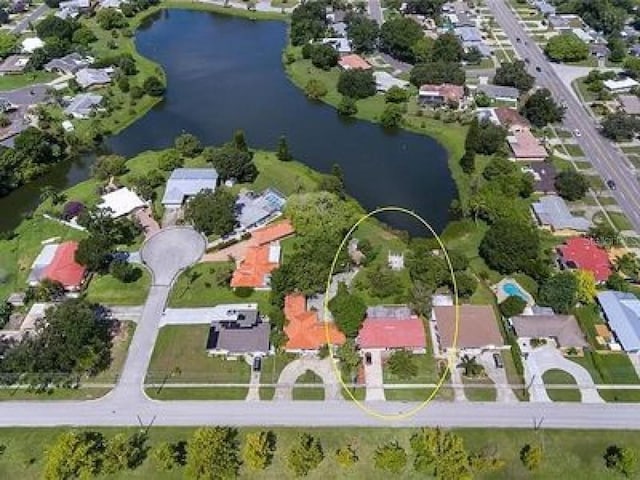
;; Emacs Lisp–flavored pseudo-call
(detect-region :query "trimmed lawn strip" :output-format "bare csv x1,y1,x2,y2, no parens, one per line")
92,321,136,383
145,387,248,400
0,388,110,401
0,71,56,91
563,144,584,157
542,369,580,402
259,387,275,400
382,351,442,385
384,386,454,401
462,376,497,402
606,211,633,231
342,386,366,401
147,325,251,384
84,270,151,306
292,386,325,400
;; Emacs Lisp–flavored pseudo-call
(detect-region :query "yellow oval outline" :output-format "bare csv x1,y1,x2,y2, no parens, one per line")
323,206,459,420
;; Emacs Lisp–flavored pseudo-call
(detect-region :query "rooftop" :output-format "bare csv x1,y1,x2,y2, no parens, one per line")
527,162,557,193
494,107,530,128
358,311,426,350
512,314,588,348
507,129,547,159
250,219,294,246
604,77,639,90
230,243,280,289
419,83,465,102
75,68,112,88
338,54,371,70
619,95,640,115
43,241,86,289
284,294,345,350
64,93,103,118
532,195,591,231
99,187,146,218
161,168,218,206
557,237,612,282
235,188,286,229
597,291,640,351
432,304,504,350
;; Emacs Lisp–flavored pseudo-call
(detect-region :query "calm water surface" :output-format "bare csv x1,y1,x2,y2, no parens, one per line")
1,9,456,234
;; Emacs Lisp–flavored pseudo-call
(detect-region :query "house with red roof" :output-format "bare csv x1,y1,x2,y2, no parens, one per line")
418,84,465,107
338,54,371,71
28,241,87,291
357,306,427,352
230,220,295,290
283,294,345,352
557,237,612,283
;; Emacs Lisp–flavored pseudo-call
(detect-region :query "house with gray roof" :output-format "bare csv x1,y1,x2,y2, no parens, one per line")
45,53,91,75
533,0,555,16
454,26,492,57
64,93,103,119
476,84,520,103
0,55,29,75
532,195,591,232
27,244,59,286
597,291,640,352
204,304,270,357
75,68,112,89
161,168,218,208
235,188,286,230
511,314,588,349
374,71,410,92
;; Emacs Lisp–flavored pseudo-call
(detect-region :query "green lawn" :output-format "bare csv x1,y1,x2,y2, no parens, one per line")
168,263,270,310
342,386,366,401
93,321,136,384
84,269,151,305
542,369,581,402
462,376,497,402
145,387,248,400
260,353,297,384
0,71,56,91
292,386,325,400
259,387,275,400
147,325,251,384
0,387,110,401
571,351,640,402
249,151,322,195
384,386,454,401
574,304,604,348
606,212,633,231
563,144,584,157
383,352,443,385
6,426,640,479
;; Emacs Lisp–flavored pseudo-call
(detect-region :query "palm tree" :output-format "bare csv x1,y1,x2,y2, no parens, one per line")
457,355,484,378
40,186,67,206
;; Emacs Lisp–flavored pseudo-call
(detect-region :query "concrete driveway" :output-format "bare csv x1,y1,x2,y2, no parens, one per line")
478,351,518,403
274,357,341,401
363,350,385,401
522,343,604,403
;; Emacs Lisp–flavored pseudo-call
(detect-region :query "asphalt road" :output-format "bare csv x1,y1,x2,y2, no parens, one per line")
486,0,640,233
12,3,48,35
368,0,384,24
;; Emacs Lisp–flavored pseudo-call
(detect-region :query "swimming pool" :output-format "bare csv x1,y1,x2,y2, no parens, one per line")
502,282,528,301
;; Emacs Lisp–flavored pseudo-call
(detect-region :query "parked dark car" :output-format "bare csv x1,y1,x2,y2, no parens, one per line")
365,352,372,365
535,66,542,72
252,356,262,372
493,353,504,369
607,179,617,190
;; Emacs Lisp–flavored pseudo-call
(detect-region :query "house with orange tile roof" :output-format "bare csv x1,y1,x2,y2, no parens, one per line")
284,293,346,352
338,54,371,70
27,241,87,291
230,220,295,290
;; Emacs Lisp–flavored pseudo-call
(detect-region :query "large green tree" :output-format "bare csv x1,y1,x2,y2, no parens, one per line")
243,431,275,471
347,14,379,53
554,170,589,201
538,272,578,314
410,61,465,86
410,428,471,480
479,220,540,274
286,433,324,477
433,32,464,63
493,61,535,92
290,1,326,46
520,88,564,127
208,143,258,183
337,69,376,99
544,33,589,62
374,442,407,473
328,282,366,338
184,188,236,236
44,431,104,480
186,427,240,480
379,17,424,62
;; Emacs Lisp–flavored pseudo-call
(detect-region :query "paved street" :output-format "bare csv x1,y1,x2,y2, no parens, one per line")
487,0,640,234
12,4,48,34
368,0,383,24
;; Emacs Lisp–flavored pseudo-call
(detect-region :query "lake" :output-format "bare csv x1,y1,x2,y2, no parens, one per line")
0,9,456,234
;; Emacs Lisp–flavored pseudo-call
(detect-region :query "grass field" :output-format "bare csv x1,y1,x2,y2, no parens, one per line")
84,269,151,305
564,144,584,157
382,352,442,385
542,369,581,402
4,426,640,479
147,325,251,384
384,386,454,401
462,376,497,402
168,263,270,310
0,71,56,91
606,212,633,231
292,386,325,400
572,351,640,402
145,387,248,400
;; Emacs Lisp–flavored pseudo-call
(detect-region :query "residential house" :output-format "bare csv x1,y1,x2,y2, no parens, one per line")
9,0,29,14
357,306,427,353
99,0,125,8
75,68,112,89
476,84,520,104
506,130,548,161
205,304,270,358
557,237,612,282
0,98,14,113
230,220,294,290
373,71,409,93
235,188,286,230
494,107,529,130
532,195,591,234
321,38,351,54
338,54,371,71
619,95,640,115
454,26,492,57
597,291,640,352
58,0,90,14
283,293,345,352
511,314,588,349
63,93,103,119
572,28,594,43
629,44,640,57
27,241,87,291
533,0,555,16
589,43,610,59
21,37,44,54
0,55,29,75
161,168,218,209
431,304,506,356
388,251,404,270
44,53,91,75
525,162,557,194
548,15,571,31
604,77,640,93
418,83,465,107
99,187,146,218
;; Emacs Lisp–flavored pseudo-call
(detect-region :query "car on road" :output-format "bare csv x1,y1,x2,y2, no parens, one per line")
365,352,372,365
524,58,530,64
516,37,521,43
607,179,617,190
573,129,582,137
252,356,262,372
535,66,542,72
